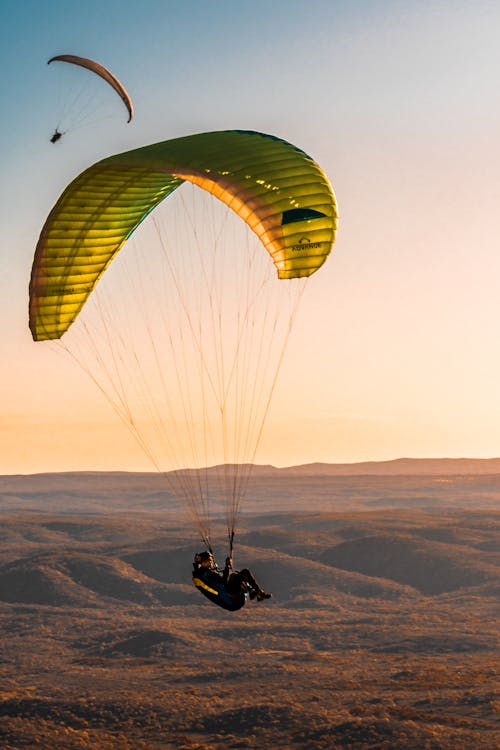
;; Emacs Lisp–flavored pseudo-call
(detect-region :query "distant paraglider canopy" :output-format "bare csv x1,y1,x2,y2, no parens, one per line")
47,54,133,142
29,129,338,558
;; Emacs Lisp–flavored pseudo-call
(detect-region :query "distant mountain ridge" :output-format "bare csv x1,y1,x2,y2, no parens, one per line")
2,458,500,515
4,456,500,481
279,457,500,476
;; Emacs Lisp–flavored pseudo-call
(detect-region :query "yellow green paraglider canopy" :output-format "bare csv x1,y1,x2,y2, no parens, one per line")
29,130,338,341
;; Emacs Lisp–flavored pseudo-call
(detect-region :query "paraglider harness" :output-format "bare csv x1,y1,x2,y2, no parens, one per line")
192,533,249,612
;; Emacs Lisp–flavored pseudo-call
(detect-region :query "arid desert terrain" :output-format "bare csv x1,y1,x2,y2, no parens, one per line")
0,461,498,749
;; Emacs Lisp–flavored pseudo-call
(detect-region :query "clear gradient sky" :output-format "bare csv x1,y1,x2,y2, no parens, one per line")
2,0,500,473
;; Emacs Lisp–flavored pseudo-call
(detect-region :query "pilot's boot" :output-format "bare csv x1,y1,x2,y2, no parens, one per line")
256,589,272,601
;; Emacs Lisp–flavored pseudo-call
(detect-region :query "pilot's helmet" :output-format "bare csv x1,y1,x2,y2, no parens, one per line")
194,551,213,565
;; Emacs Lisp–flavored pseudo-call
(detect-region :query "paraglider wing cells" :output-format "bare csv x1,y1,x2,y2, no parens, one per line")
29,129,338,341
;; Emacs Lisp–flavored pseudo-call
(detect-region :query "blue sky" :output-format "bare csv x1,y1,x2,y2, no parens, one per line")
3,0,500,471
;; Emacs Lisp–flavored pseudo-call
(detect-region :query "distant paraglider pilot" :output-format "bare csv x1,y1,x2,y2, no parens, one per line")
50,129,63,143
192,551,272,611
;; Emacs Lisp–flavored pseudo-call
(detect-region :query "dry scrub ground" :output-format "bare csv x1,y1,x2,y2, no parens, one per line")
0,472,498,748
